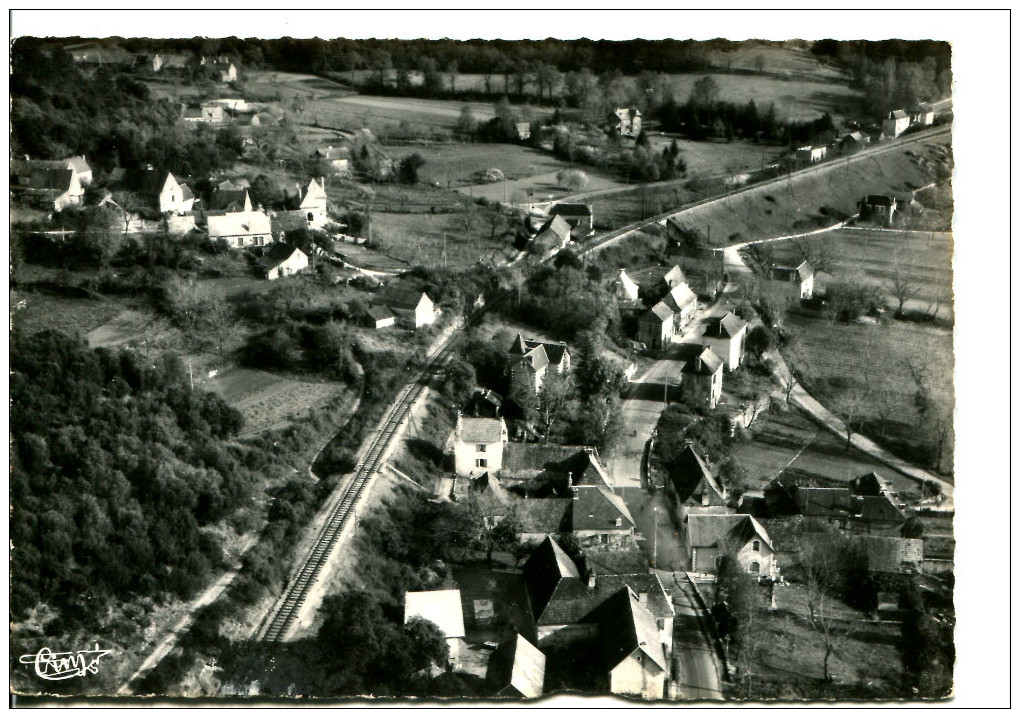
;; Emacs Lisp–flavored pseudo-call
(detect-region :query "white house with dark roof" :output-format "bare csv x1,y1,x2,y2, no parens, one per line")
795,144,827,163
158,172,196,214
771,259,815,300
508,334,571,394
452,416,508,475
374,284,435,330
207,208,272,248
662,282,698,333
677,344,725,409
608,107,642,137
638,301,674,351
364,306,396,329
11,166,85,212
882,109,910,138
257,242,308,280
598,586,667,699
548,202,593,233
571,485,636,549
701,311,748,371
687,514,774,578
313,146,352,175
614,269,640,301
911,102,935,126
530,214,572,256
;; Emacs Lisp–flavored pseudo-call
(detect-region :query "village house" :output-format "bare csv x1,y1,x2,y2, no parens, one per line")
637,302,674,351
765,471,908,535
839,131,870,153
515,122,532,141
158,172,196,214
598,587,668,699
403,590,466,672
571,485,636,549
298,177,330,229
530,214,572,256
14,155,92,186
257,242,309,280
211,61,238,83
911,102,935,126
858,194,898,227
181,103,226,123
687,513,775,578
467,388,503,419
210,183,253,212
666,442,728,510
486,634,545,699
701,311,748,371
800,532,923,576
770,259,815,300
373,284,436,330
795,144,827,164
608,107,642,137
662,281,698,333
452,416,509,476
613,269,640,301
206,208,272,248
677,344,725,410
882,109,910,138
11,165,85,213
499,443,611,496
548,203,594,233
313,146,352,176
508,334,571,394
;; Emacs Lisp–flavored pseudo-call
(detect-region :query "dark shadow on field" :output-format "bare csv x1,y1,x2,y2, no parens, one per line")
804,89,863,115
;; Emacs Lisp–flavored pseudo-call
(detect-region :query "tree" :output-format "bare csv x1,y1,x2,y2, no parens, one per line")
745,325,775,363
454,207,481,234
714,554,766,695
690,75,720,107
444,60,459,93
832,386,869,450
533,61,559,101
442,355,477,404
455,105,477,139
398,152,426,185
751,54,767,73
780,341,805,404
556,168,589,192
483,205,506,240
536,370,574,433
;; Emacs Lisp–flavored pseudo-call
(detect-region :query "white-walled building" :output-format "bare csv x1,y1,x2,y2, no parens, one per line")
452,416,508,476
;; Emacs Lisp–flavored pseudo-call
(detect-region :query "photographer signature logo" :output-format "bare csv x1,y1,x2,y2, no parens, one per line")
19,645,113,681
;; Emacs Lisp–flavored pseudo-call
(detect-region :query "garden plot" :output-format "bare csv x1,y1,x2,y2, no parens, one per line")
204,367,349,436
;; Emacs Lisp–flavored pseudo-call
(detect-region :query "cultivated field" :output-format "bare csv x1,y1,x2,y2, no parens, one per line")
669,137,952,246
769,227,954,318
203,367,351,436
731,405,919,494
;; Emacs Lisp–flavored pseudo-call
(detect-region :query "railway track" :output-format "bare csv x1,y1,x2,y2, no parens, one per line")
256,332,461,643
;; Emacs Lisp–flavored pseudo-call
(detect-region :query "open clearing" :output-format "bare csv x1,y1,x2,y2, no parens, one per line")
669,137,951,247
203,367,351,436
12,289,126,339
369,211,515,269
731,405,921,495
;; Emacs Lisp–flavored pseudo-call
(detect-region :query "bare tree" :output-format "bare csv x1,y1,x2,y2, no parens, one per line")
870,386,900,438
799,540,853,682
536,371,575,433
923,284,950,321
484,207,506,240
832,386,869,450
781,341,806,404
891,270,921,317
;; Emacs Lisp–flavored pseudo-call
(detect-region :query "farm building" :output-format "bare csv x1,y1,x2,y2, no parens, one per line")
257,242,309,280
686,514,775,578
363,306,396,329
403,590,466,671
549,202,594,233
858,194,898,227
638,302,674,351
608,107,642,137
795,144,827,164
487,634,545,699
701,311,748,371
211,61,237,83
206,209,272,248
911,102,935,126
570,485,636,549
770,259,815,300
839,131,870,152
10,165,85,212
181,103,225,123
676,343,724,409
452,416,508,476
373,284,435,329
12,155,92,186
530,215,572,256
508,334,571,394
882,109,910,138
467,388,503,418
313,146,352,176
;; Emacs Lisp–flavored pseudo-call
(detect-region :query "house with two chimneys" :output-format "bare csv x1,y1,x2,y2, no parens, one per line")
508,334,571,395
608,107,642,137
452,416,509,476
522,536,670,699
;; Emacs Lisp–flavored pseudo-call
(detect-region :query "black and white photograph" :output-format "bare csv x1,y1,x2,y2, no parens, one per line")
6,9,1009,708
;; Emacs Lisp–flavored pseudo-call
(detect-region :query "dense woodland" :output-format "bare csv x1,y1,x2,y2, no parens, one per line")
9,331,249,624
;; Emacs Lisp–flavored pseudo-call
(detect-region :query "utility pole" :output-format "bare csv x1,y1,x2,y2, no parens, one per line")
188,357,194,390
652,506,659,568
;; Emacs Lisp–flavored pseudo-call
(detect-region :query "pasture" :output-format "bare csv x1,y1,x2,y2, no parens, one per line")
11,289,126,340
669,136,952,246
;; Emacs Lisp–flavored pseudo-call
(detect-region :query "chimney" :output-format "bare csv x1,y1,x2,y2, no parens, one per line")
296,183,302,201
639,592,648,604
567,472,573,488
588,572,596,590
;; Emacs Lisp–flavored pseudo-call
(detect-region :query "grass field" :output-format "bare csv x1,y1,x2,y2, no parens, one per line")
668,137,951,247
367,210,515,269
11,289,126,339
203,367,351,436
730,405,921,495
782,308,954,472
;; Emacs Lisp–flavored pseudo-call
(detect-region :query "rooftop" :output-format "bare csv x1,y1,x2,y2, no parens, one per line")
404,589,465,638
457,416,506,444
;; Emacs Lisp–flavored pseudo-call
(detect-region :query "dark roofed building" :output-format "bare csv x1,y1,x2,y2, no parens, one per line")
581,547,650,576
676,343,725,409
530,215,572,255
667,442,727,509
374,283,436,329
595,586,667,699
548,202,593,232
486,634,545,698
257,242,309,280
516,499,573,541
522,536,580,620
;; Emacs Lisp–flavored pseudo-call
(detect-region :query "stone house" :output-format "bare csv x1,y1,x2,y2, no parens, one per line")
548,203,594,233
487,634,545,698
11,166,84,212
666,443,728,510
637,302,674,351
452,416,508,476
795,144,827,163
686,513,775,578
298,177,330,229
613,269,640,301
571,485,636,549
911,102,935,126
598,587,668,699
530,215,572,256
313,146,352,176
858,194,897,227
207,208,272,248
701,311,748,371
364,306,396,329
